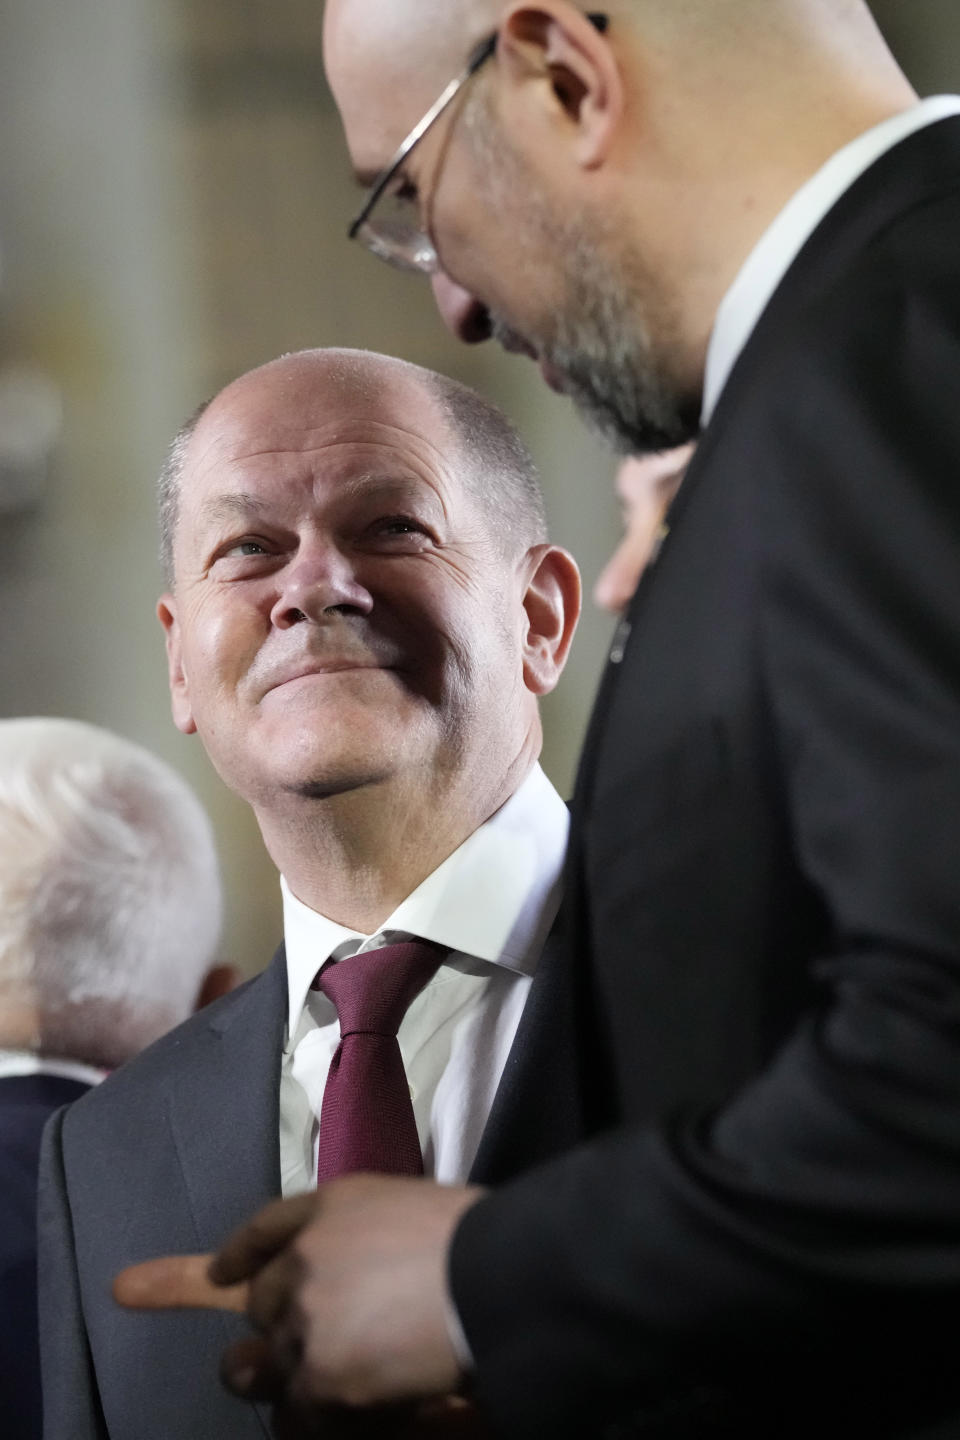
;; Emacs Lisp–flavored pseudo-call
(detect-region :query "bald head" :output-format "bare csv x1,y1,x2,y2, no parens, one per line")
324,0,902,116
324,0,478,144
159,349,546,585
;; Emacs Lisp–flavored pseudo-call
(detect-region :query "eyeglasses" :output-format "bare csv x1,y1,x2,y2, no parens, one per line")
347,13,609,274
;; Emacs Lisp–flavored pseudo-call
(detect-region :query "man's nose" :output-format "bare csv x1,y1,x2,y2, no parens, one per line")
270,545,373,628
430,270,492,343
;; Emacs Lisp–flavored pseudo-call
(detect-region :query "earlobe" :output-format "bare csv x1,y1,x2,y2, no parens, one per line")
500,3,623,169
157,595,197,736
520,544,582,696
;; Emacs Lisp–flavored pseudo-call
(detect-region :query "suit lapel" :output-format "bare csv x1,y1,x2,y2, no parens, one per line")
164,945,288,1440
470,926,598,1186
167,944,287,1251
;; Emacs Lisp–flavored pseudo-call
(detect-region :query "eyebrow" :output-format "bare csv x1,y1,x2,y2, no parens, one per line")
197,493,272,527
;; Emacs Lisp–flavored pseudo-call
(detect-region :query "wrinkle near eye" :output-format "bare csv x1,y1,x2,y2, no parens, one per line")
414,542,491,597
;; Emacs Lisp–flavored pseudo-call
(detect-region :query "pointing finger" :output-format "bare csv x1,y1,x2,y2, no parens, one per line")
113,1253,249,1313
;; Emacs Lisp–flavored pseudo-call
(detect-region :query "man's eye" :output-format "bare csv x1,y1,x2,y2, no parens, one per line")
369,516,429,540
220,539,270,559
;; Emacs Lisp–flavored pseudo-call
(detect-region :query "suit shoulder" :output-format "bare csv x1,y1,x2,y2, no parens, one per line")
61,960,279,1138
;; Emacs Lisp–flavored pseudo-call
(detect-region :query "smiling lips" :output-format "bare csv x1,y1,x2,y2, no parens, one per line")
261,659,390,699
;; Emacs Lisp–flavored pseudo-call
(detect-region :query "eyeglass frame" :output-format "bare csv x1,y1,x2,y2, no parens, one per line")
346,12,610,272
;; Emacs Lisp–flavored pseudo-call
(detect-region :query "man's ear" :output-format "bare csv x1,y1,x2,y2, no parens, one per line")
520,544,582,696
157,594,198,735
498,3,623,168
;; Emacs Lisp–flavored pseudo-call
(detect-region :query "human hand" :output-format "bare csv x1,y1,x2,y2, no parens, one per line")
113,1250,248,1312
594,442,694,613
114,1174,485,1416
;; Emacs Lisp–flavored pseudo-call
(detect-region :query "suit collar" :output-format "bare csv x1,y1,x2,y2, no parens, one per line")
704,100,960,423
280,764,568,1040
639,111,960,586
0,1049,106,1086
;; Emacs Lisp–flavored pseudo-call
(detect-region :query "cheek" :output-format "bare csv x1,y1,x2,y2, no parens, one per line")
179,594,266,688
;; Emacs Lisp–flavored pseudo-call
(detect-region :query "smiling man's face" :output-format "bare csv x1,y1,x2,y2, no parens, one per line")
157,353,536,818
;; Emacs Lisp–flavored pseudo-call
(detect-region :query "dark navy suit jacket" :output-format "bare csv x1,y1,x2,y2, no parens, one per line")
1,1072,91,1440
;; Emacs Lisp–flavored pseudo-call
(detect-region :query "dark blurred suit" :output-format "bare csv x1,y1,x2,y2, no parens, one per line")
1,1072,90,1440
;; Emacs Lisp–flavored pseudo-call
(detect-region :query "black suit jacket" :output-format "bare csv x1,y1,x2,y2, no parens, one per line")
38,931,573,1440
1,1072,91,1440
450,116,960,1438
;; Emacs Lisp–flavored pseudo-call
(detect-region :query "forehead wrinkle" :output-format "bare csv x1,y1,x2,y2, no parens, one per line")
189,447,461,531
221,414,462,482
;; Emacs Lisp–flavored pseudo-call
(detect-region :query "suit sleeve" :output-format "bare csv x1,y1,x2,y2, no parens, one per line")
449,252,960,1437
38,1107,110,1440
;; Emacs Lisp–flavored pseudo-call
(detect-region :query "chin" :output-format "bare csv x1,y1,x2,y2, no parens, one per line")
276,728,403,801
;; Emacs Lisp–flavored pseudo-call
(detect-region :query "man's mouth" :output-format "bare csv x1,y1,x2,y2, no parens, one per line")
538,359,568,394
261,659,389,699
490,316,537,362
490,316,567,393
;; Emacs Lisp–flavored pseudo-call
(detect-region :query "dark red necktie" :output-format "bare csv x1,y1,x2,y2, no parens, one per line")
313,940,445,1184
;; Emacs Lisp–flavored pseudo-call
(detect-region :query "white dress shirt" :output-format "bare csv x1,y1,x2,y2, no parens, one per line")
702,95,960,425
0,1049,106,1087
279,763,568,1196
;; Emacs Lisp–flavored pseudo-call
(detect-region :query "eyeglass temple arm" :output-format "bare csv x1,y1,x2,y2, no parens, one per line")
349,12,609,241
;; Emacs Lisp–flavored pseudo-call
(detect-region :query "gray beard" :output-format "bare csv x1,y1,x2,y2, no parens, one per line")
495,228,701,456
467,97,702,455
548,332,699,458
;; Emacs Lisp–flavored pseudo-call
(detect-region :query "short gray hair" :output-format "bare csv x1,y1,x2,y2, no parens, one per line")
0,718,223,1067
422,368,548,551
158,398,209,586
156,353,548,585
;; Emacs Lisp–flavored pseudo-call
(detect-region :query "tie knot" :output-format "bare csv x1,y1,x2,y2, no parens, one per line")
316,940,445,1039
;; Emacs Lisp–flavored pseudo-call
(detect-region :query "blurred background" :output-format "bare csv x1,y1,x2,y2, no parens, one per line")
0,1,957,976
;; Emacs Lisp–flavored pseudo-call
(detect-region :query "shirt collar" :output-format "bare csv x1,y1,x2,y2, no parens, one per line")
282,763,568,1038
702,96,960,425
0,1049,106,1087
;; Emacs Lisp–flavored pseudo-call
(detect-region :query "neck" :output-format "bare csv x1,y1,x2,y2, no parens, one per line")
255,741,539,932
0,1001,41,1053
619,30,919,398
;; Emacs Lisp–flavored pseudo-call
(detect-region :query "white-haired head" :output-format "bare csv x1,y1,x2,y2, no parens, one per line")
0,717,223,1068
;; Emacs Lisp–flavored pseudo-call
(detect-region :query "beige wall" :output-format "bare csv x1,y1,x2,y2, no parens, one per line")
1,2,957,975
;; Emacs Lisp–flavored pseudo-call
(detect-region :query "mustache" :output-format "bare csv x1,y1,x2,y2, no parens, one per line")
249,634,405,699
